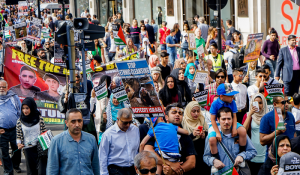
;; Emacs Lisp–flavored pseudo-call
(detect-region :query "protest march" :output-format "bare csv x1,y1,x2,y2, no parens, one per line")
1,0,300,175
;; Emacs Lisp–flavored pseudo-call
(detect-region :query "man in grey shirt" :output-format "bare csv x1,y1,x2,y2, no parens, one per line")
198,17,209,42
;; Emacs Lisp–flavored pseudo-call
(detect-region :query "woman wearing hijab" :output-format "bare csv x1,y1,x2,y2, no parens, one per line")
16,97,47,175
159,75,182,109
151,67,164,91
149,55,159,69
242,93,268,175
184,63,197,90
173,58,187,71
258,135,292,175
171,68,192,107
182,101,210,174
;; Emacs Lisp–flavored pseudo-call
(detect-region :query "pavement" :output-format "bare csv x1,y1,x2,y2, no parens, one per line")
0,124,65,175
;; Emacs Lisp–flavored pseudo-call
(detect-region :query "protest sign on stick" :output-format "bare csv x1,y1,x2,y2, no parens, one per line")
187,31,196,50
193,90,209,106
244,33,263,63
112,24,127,45
264,83,284,101
94,81,108,100
193,70,208,84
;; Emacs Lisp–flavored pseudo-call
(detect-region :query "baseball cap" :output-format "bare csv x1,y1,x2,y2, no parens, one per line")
217,83,239,96
278,152,300,175
225,40,235,48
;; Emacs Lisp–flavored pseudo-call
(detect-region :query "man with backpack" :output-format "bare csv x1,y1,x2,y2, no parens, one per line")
224,40,238,83
158,21,170,51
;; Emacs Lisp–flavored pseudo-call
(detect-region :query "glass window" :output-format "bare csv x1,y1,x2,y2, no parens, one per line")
152,0,165,26
134,0,151,26
116,0,122,14
76,0,89,18
99,0,107,25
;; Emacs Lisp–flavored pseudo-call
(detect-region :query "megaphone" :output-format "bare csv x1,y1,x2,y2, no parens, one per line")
73,18,89,30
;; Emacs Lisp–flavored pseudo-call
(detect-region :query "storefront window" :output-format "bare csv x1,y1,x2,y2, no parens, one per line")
209,1,232,32
152,0,165,26
116,0,122,14
76,0,89,18
100,0,107,25
134,0,151,25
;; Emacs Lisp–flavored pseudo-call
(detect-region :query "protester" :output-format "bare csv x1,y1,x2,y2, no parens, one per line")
224,40,237,83
99,108,139,175
16,97,47,175
149,55,159,69
275,35,300,96
232,32,243,49
198,17,209,42
203,107,257,174
47,108,100,175
134,151,158,175
262,28,280,78
184,63,197,90
158,21,170,51
105,31,117,62
258,135,292,175
247,68,266,101
226,20,236,40
193,28,206,66
205,68,227,95
159,75,182,108
130,19,142,49
292,93,300,136
171,68,192,107
262,64,279,85
151,66,164,91
260,96,296,158
123,38,138,55
204,43,225,72
242,93,268,175
145,103,197,175
173,58,187,70
157,52,171,81
182,101,210,174
151,20,158,41
166,29,180,66
140,24,148,42
205,28,217,51
0,80,22,174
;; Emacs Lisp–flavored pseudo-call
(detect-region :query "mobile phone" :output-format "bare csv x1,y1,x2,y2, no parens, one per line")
253,101,259,112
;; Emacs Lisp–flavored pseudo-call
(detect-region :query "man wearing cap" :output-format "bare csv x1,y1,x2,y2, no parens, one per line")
37,73,61,102
157,52,171,81
10,65,41,98
224,40,238,83
204,42,225,72
166,29,180,67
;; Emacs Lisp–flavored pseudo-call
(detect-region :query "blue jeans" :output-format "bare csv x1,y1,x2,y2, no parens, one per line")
228,74,233,83
134,44,140,50
169,52,176,67
265,59,277,78
161,44,166,51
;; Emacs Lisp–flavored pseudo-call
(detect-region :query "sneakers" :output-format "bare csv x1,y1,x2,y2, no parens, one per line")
14,167,21,173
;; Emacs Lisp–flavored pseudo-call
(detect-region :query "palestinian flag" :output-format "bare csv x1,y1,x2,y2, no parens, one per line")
112,24,126,45
264,83,284,101
193,90,209,107
274,107,285,130
94,81,108,100
220,167,239,175
4,18,8,27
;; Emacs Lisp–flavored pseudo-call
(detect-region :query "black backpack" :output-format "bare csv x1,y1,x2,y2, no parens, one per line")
230,49,240,69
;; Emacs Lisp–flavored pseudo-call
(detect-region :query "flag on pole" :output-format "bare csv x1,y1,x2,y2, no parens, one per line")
112,24,126,45
274,107,285,130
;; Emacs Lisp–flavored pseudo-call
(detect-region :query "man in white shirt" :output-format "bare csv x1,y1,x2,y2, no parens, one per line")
247,68,266,103
262,64,279,85
231,68,248,123
99,108,140,175
81,9,89,18
224,40,237,83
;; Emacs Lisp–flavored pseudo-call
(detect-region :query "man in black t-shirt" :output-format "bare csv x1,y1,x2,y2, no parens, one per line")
157,52,171,81
92,15,100,25
130,19,141,49
115,13,124,27
144,103,197,175
226,19,236,40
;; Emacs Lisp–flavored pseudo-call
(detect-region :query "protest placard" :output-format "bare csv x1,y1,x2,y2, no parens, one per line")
18,1,28,17
94,81,108,100
187,31,196,50
14,22,27,41
244,33,263,63
193,70,208,84
38,130,54,150
264,83,284,101
193,90,209,106
27,17,42,41
111,86,128,102
116,59,164,117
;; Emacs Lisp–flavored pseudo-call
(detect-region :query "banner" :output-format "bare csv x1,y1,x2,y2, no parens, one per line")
193,90,209,106
112,24,126,45
274,107,285,130
27,17,42,41
18,1,28,17
4,45,68,124
94,81,108,100
116,59,164,117
264,83,284,101
243,33,263,63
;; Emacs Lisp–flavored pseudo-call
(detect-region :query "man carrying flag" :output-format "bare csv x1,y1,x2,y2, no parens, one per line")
203,107,257,174
260,96,296,158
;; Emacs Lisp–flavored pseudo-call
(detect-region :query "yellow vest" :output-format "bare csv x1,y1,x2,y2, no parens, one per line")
206,54,223,72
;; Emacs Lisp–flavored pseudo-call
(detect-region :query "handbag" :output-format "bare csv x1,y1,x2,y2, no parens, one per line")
219,141,251,175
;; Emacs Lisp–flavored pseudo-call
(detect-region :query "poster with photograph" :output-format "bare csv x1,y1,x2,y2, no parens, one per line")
4,45,68,124
116,59,164,118
244,33,263,63
193,70,208,84
4,26,17,44
27,17,42,41
18,1,28,17
188,31,196,50
14,22,27,41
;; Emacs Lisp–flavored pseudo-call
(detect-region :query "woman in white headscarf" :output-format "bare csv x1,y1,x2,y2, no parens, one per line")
242,93,268,175
182,101,210,174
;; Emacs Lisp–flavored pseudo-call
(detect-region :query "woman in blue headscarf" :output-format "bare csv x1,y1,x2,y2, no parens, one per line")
184,63,197,90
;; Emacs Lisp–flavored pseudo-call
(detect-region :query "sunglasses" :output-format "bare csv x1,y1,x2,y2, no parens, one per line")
259,75,267,78
216,75,225,79
119,119,133,125
139,167,157,174
238,75,243,77
279,100,291,105
180,62,186,65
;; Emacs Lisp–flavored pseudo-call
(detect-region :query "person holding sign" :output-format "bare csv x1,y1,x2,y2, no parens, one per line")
260,96,295,158
275,35,300,96
204,43,226,72
16,97,47,175
258,135,292,175
159,75,182,109
193,28,207,66
184,63,197,90
171,68,192,107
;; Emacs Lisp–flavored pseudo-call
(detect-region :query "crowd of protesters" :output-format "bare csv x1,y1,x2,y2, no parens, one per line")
1,3,300,175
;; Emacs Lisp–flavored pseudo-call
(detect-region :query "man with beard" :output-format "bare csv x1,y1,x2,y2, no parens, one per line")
0,80,22,174
262,64,279,85
10,66,41,98
46,108,100,174
36,73,60,102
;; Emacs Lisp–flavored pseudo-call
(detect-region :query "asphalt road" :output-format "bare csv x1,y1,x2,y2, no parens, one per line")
0,124,64,175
